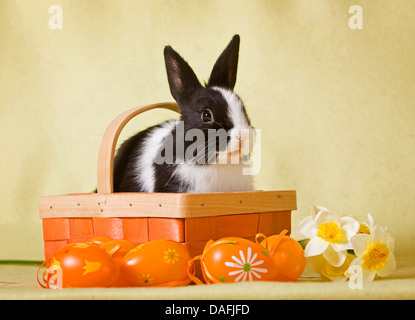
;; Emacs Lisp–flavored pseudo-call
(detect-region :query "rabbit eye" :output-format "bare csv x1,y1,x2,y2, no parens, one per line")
201,109,214,123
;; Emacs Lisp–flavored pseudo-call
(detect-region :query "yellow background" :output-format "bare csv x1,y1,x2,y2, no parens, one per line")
1,0,414,260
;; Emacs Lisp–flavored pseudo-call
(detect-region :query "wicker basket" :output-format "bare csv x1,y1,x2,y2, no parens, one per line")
39,102,297,260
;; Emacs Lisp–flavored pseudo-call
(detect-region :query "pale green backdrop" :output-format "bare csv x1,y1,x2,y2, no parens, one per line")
1,0,414,260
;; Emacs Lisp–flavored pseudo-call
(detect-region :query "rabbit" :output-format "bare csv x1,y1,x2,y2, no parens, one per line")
113,35,255,193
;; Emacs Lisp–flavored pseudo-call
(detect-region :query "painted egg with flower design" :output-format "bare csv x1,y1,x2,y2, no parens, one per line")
197,237,278,283
45,242,118,288
120,239,191,287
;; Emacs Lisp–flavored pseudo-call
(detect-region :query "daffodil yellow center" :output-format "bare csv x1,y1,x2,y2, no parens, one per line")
362,243,389,270
357,223,370,234
317,222,344,243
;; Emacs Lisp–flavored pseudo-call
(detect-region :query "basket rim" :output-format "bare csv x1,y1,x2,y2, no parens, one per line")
39,190,297,219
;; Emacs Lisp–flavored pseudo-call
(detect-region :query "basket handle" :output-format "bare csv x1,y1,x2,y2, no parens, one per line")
97,102,180,193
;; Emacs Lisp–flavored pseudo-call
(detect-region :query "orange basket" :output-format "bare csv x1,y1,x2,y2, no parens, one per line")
39,102,297,260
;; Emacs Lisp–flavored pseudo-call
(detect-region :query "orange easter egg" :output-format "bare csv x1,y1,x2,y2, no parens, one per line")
85,237,113,247
120,239,191,287
45,242,118,288
102,239,137,260
102,239,138,287
198,237,278,283
260,233,306,281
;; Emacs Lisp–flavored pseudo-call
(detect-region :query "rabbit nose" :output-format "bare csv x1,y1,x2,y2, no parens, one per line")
238,128,255,153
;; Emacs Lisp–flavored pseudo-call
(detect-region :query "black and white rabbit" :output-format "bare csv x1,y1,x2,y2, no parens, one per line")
113,35,254,193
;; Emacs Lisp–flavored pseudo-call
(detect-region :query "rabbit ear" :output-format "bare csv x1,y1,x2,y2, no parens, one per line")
164,46,202,103
207,35,240,90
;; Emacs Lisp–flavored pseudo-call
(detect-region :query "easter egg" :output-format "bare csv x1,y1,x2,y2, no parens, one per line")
102,239,137,259
85,237,113,247
102,239,137,287
260,233,306,281
46,242,118,288
197,237,279,283
120,239,191,287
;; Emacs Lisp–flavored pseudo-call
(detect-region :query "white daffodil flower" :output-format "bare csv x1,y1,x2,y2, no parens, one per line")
296,205,360,267
347,225,396,283
356,213,374,235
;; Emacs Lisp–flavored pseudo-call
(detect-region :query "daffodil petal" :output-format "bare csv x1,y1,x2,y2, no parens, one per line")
311,205,330,220
361,268,377,283
387,236,395,254
304,237,329,257
349,255,363,268
377,255,396,277
367,213,374,230
332,241,352,252
351,234,369,257
344,228,358,242
370,225,388,244
314,211,341,227
323,245,346,267
340,216,360,234
296,216,315,239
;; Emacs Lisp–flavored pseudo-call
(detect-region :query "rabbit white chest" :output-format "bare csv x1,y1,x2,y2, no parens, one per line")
173,162,253,193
